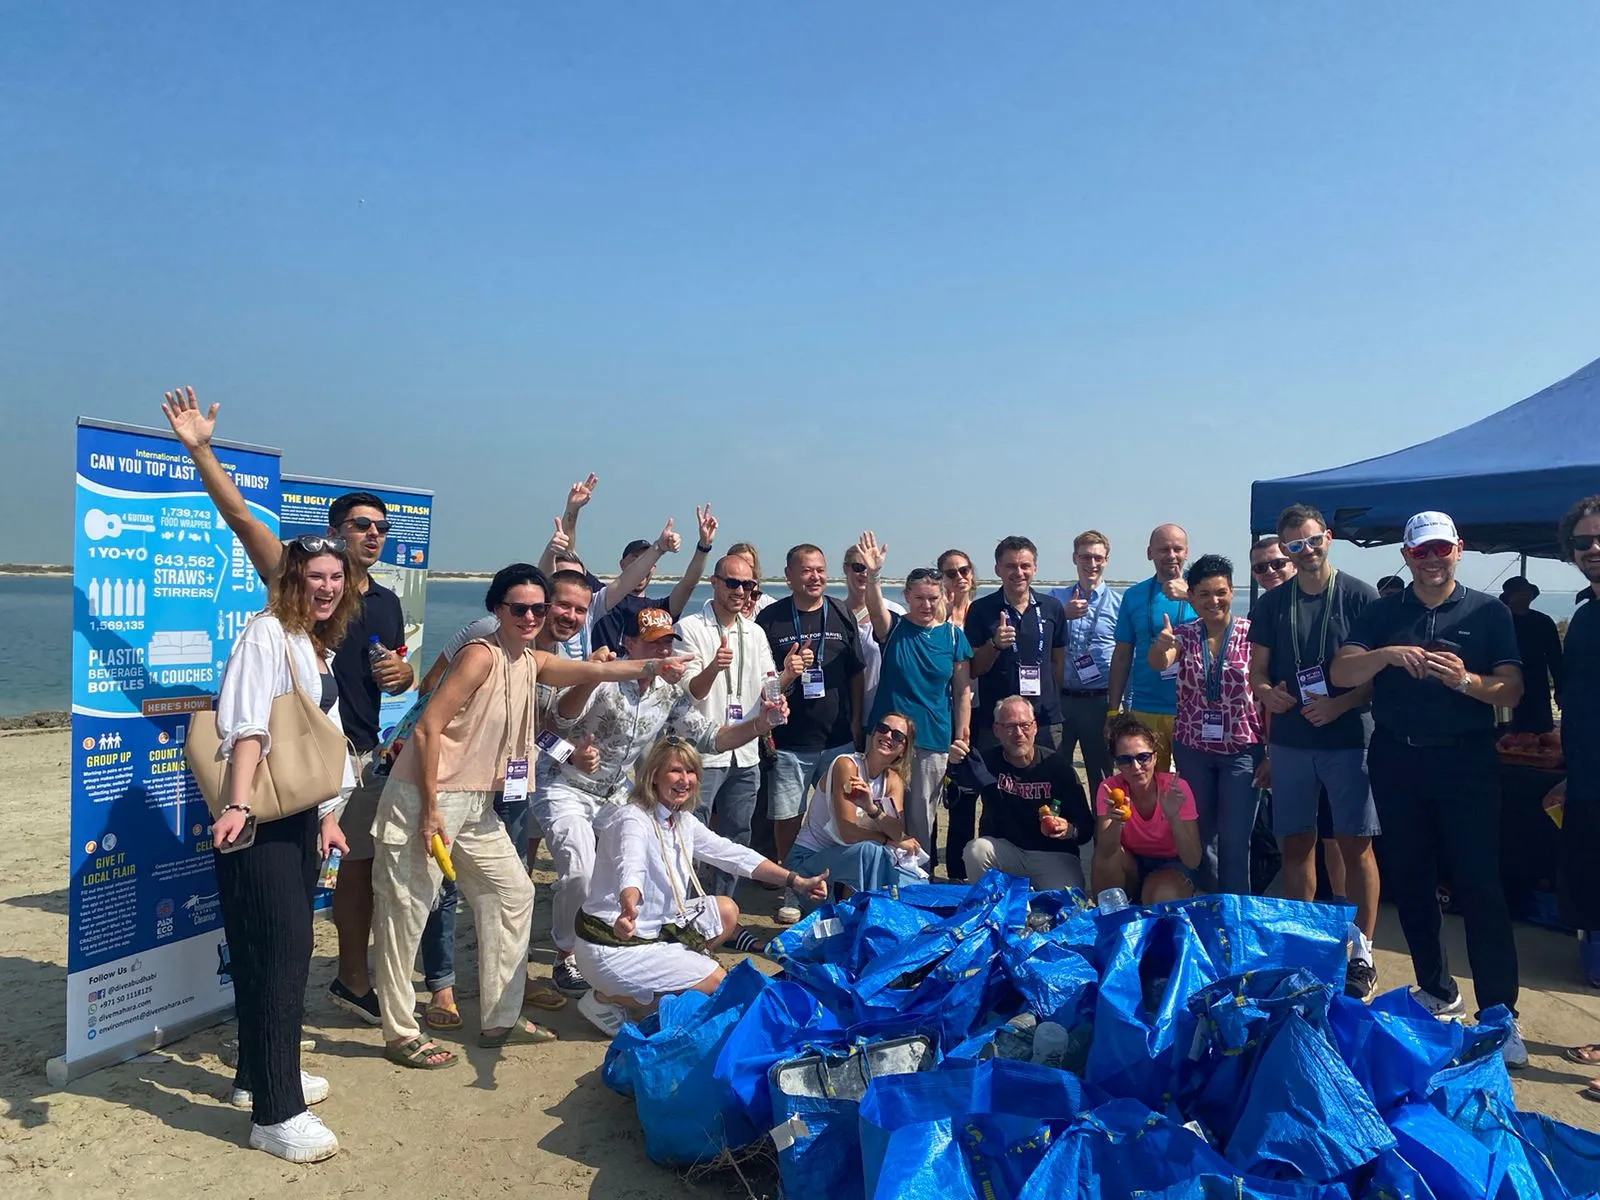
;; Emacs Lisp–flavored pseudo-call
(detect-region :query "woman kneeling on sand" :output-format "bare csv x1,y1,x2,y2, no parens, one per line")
573,737,828,1035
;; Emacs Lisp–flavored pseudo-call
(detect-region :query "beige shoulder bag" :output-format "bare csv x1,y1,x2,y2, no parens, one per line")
186,633,352,822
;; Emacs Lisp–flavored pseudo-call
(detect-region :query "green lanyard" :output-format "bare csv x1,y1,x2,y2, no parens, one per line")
1288,569,1337,674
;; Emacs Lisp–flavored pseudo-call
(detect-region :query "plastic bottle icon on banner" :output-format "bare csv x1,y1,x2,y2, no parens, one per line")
87,581,98,616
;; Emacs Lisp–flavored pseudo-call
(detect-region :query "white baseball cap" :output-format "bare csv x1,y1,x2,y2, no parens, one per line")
1403,511,1460,548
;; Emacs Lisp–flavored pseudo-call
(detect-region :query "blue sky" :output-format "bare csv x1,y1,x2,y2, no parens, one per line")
4,3,1599,603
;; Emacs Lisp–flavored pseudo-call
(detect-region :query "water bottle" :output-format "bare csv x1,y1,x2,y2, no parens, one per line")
1098,887,1129,915
993,1011,1037,1060
317,848,342,890
762,672,786,726
1031,1020,1071,1070
367,635,388,666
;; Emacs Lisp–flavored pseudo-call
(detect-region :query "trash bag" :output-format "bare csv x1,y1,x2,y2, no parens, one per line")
858,1058,1082,1200
1514,1111,1600,1196
1085,904,1220,1107
770,893,941,1021
1225,1009,1395,1182
1181,893,1355,986
768,1035,935,1200
601,989,709,1097
1328,988,1462,1113
1423,1005,1516,1118
712,978,843,1135
1388,1102,1502,1200
1000,926,1099,1026
1352,1149,1444,1200
617,960,770,1165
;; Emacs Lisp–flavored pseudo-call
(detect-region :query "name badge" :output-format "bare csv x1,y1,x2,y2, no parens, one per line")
1296,666,1330,699
802,668,826,699
535,729,575,763
1018,663,1042,696
1200,708,1226,743
1073,653,1102,685
502,757,531,802
1160,661,1180,681
725,702,744,723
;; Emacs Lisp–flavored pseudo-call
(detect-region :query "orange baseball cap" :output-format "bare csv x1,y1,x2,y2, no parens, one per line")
630,608,675,642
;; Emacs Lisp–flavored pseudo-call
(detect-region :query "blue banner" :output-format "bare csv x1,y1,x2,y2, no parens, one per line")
60,420,280,1073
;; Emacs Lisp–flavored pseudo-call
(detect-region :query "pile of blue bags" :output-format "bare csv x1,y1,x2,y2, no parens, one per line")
600,871,1600,1198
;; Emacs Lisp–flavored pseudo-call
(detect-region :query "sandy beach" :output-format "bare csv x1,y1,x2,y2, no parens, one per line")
2,726,1597,1198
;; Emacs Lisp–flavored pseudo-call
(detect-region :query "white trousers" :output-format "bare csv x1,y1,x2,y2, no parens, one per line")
533,781,603,955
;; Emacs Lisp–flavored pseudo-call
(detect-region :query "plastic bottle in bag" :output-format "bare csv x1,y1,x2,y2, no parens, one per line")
1098,887,1129,914
1031,1021,1071,1070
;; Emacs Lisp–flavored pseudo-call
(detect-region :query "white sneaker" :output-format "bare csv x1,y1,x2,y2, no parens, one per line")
577,990,628,1037
231,1071,330,1109
775,889,802,926
1411,986,1467,1022
249,1110,340,1163
1502,1018,1529,1069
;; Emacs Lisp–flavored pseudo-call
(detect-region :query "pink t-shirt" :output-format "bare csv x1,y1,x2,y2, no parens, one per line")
1095,773,1197,859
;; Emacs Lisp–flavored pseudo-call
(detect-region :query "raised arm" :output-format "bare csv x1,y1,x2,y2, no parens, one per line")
856,532,894,641
667,505,717,618
596,517,680,620
561,473,597,546
537,516,571,579
1147,614,1178,673
160,388,281,581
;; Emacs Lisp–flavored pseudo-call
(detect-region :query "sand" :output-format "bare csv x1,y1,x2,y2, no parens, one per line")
2,728,1597,1198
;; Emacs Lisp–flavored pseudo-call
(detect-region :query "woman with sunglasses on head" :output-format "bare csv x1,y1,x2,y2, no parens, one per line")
938,549,979,627
209,533,360,1162
370,564,689,1071
574,737,830,1034
785,712,925,898
1148,553,1264,894
1091,715,1201,904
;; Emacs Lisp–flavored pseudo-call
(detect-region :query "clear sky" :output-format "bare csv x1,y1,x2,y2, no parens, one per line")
4,3,1599,602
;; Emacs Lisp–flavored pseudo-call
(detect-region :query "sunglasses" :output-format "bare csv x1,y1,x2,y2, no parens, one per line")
343,516,392,534
906,568,942,585
1114,751,1156,767
872,723,908,746
847,562,868,574
1282,533,1327,555
942,565,972,578
291,534,347,554
1251,558,1291,575
1404,541,1455,560
1570,535,1600,552
717,576,759,593
501,601,548,619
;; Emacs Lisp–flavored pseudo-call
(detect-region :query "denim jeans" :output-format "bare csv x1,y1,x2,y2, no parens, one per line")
698,762,762,897
418,791,523,991
1172,741,1263,896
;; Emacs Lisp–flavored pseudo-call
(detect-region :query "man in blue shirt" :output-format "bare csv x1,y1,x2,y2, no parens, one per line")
1107,524,1192,772
1050,529,1121,795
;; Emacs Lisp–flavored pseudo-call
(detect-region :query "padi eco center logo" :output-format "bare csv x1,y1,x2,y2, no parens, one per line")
155,896,175,940
184,892,221,925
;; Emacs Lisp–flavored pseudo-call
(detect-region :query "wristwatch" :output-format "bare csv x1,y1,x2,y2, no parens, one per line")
1453,672,1474,694
696,541,714,554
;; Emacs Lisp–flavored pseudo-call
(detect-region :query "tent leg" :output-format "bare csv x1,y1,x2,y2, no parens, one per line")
1519,552,1528,576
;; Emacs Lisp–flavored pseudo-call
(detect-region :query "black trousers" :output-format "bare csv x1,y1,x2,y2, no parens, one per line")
948,722,1063,882
213,807,320,1126
1368,732,1519,1015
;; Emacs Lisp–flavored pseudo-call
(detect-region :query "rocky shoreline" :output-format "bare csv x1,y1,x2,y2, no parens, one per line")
0,710,69,731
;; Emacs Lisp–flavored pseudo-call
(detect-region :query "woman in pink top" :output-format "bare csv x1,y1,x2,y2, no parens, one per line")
1091,715,1202,904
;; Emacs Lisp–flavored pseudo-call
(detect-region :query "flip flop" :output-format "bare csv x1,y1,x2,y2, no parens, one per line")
1564,1045,1600,1066
424,1003,463,1031
523,984,568,1012
384,1036,458,1070
478,1020,558,1049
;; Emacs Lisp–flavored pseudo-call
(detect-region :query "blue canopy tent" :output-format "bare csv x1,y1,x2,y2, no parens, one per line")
1251,355,1600,560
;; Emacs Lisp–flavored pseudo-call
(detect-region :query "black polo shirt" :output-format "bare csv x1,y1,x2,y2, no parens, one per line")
333,579,406,753
1342,583,1521,740
964,589,1069,734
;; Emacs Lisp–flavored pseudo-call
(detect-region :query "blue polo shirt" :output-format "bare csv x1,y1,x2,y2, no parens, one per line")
1113,577,1193,715
1050,583,1121,692
1343,583,1521,739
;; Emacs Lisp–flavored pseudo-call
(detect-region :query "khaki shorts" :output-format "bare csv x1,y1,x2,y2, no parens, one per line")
341,751,384,861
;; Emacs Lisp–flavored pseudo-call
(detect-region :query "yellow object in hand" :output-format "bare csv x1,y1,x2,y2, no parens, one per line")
430,833,456,881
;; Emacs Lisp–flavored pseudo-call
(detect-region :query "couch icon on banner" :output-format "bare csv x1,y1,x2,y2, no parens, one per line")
148,630,214,667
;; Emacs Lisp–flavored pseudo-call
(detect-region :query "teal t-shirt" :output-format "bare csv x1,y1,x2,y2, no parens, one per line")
1113,576,1193,715
868,615,973,751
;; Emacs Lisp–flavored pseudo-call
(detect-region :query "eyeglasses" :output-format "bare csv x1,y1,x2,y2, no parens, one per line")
942,565,972,578
717,576,759,593
291,534,347,554
1114,751,1156,767
1571,535,1600,552
847,562,868,574
996,720,1036,733
501,601,548,619
1251,558,1291,575
872,723,908,746
1283,533,1327,555
1404,541,1455,560
342,516,391,534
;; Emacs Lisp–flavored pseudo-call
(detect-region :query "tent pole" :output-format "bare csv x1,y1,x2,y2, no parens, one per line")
1519,551,1528,576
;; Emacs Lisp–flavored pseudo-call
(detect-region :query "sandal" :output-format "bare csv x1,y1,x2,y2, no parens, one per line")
1564,1045,1600,1066
424,1003,463,1031
478,1020,558,1049
524,983,568,1012
1583,1084,1600,1103
384,1036,458,1070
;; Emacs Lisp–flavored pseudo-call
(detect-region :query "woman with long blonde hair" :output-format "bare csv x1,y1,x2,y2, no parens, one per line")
938,548,979,627
572,737,828,1034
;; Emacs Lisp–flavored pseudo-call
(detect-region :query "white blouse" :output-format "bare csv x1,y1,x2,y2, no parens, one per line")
213,613,355,816
584,802,765,939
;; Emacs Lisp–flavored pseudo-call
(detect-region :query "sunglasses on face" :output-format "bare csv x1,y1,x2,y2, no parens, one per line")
1570,535,1600,552
1283,533,1327,555
343,516,391,534
943,565,972,578
872,723,908,746
1404,541,1455,560
291,534,347,554
717,576,759,593
846,562,869,574
1251,558,1291,575
501,601,548,619
1114,751,1156,767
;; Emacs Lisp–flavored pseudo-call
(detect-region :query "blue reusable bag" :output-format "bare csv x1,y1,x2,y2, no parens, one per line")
1181,893,1355,987
1329,988,1464,1112
1000,927,1099,1025
600,989,709,1097
1515,1111,1600,1197
711,978,843,1135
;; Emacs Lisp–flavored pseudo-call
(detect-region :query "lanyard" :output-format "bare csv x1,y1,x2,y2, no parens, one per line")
792,600,826,662
1004,595,1046,666
1147,578,1191,641
650,808,707,922
719,615,746,692
1068,584,1108,657
498,643,534,764
1288,569,1337,674
1200,620,1234,704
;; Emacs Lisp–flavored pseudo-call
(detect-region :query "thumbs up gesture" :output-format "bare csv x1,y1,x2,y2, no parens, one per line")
992,608,1017,650
655,517,681,554
1154,612,1178,652
546,517,570,557
712,631,734,673
1063,584,1089,621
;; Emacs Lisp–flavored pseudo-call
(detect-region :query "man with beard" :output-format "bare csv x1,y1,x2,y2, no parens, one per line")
1107,524,1193,772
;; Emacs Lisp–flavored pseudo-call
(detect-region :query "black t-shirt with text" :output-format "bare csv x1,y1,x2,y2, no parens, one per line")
756,596,865,752
1248,571,1378,751
334,579,406,753
977,744,1092,855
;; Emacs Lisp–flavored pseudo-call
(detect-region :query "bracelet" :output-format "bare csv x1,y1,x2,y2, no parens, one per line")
785,870,798,889
221,804,251,815
641,659,658,679
696,541,714,554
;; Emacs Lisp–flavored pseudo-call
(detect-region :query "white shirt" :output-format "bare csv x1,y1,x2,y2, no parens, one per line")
213,613,355,815
852,599,906,722
673,600,777,769
585,802,765,938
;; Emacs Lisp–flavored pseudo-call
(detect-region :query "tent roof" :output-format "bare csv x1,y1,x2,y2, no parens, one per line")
1250,355,1600,557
